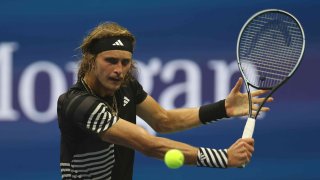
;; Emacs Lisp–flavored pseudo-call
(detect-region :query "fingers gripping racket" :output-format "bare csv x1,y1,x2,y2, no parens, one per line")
237,9,305,140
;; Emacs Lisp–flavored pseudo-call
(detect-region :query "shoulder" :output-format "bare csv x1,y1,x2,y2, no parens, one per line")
123,78,142,89
58,81,88,105
120,78,147,104
57,81,103,116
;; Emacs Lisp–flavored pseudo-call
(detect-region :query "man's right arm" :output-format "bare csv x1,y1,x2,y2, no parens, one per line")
100,118,254,168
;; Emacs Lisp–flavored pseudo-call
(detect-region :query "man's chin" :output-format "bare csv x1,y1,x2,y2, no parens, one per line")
109,83,121,91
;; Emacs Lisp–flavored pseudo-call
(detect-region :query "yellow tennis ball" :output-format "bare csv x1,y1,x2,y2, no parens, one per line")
164,149,184,169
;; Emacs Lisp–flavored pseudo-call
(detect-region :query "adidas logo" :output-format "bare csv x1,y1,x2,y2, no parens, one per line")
200,153,206,162
112,39,124,46
123,96,130,107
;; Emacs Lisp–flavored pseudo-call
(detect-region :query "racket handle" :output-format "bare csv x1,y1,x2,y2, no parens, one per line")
240,117,255,168
242,117,256,138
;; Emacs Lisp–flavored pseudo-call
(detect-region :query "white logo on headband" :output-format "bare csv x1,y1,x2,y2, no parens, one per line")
112,39,124,46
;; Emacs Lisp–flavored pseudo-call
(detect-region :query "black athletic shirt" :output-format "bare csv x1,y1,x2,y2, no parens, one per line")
57,79,147,180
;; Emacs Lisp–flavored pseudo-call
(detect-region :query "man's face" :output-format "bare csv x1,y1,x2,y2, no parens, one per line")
92,50,132,95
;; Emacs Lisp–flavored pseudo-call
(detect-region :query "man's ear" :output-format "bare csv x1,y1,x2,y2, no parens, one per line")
90,59,96,70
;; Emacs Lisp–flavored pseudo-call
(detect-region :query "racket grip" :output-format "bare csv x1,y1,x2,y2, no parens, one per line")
240,117,255,168
242,117,256,138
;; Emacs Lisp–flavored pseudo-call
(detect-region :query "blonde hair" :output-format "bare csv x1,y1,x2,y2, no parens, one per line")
78,22,137,84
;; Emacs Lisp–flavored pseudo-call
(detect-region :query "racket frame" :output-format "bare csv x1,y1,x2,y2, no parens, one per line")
236,9,306,119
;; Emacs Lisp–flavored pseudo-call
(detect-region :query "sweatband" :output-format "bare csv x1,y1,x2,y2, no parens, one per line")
87,36,134,54
196,147,228,168
199,99,228,124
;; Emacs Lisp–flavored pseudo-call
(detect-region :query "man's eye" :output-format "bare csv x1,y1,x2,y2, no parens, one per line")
105,58,118,64
122,59,130,66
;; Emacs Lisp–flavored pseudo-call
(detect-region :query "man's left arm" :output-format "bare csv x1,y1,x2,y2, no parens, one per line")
137,78,273,133
137,95,202,133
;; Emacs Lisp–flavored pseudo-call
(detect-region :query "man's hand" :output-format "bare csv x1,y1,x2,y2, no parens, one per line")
225,77,273,117
227,138,254,167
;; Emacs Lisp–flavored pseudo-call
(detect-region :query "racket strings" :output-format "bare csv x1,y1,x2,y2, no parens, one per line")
238,12,304,88
243,20,301,66
240,47,298,71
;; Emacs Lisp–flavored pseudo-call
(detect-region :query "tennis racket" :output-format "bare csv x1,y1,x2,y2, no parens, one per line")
237,9,305,141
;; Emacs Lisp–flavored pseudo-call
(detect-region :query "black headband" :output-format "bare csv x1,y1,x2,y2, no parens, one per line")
87,36,134,54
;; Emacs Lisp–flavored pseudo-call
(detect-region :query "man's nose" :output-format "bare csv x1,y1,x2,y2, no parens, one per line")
113,62,123,74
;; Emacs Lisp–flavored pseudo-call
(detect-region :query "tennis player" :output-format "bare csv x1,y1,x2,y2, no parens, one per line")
57,22,273,180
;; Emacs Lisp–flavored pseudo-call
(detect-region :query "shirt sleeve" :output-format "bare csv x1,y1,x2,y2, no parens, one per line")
62,92,119,134
130,79,148,104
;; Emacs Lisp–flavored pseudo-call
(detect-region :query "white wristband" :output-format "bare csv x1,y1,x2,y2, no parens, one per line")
196,147,228,168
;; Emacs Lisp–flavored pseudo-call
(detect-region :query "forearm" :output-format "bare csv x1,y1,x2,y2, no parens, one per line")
137,96,228,133
101,119,197,164
161,107,202,133
138,135,228,168
149,136,228,168
145,136,198,165
158,100,228,133
101,119,241,168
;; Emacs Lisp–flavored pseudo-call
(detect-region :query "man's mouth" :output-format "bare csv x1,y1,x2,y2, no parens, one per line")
109,77,122,82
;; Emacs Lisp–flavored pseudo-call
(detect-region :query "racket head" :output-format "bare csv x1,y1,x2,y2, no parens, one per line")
237,9,305,90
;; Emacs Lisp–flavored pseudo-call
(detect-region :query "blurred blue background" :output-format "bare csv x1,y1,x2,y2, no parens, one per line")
0,0,319,179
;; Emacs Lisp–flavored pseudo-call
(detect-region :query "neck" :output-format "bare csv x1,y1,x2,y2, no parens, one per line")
82,76,118,116
83,75,114,97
